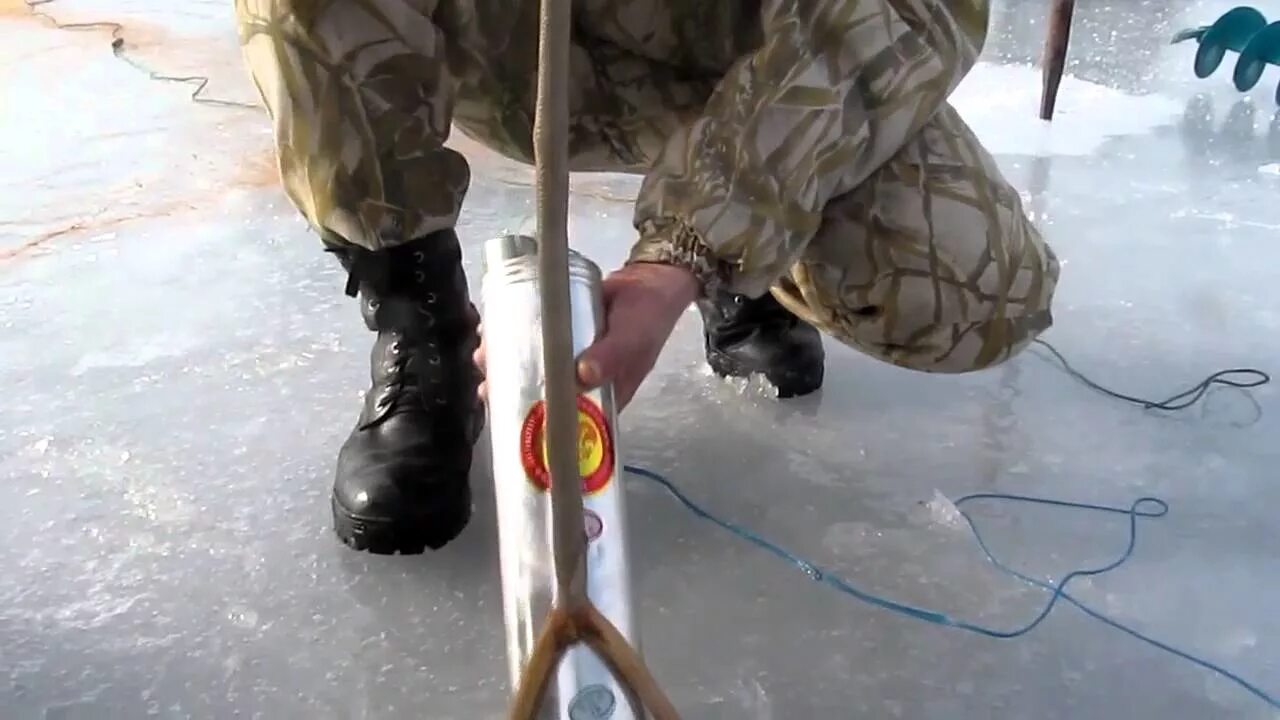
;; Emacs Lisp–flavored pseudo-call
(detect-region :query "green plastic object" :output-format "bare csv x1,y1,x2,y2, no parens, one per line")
1173,6,1280,104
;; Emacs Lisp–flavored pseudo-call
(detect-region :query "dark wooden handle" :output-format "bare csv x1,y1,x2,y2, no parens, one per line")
1040,0,1076,120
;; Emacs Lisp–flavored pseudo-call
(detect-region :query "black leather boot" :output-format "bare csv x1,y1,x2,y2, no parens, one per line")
327,229,484,554
697,288,824,397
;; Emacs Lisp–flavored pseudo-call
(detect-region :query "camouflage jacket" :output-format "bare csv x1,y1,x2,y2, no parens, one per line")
238,0,990,298
609,0,990,297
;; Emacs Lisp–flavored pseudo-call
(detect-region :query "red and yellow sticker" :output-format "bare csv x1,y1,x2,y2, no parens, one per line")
519,395,614,495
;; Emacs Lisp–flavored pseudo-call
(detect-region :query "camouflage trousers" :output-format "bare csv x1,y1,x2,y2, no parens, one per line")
235,0,1059,373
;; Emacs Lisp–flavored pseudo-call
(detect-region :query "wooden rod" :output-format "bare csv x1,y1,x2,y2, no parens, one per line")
1040,0,1076,120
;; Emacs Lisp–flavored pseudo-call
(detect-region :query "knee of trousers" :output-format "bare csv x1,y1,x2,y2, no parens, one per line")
773,223,1061,375
236,0,468,252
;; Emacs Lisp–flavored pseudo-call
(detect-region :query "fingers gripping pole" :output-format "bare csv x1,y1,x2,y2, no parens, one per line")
508,0,680,717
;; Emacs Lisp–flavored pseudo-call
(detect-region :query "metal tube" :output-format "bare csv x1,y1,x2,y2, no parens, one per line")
482,236,641,719
497,0,678,717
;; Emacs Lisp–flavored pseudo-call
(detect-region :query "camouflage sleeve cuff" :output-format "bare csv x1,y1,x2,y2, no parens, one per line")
627,217,731,298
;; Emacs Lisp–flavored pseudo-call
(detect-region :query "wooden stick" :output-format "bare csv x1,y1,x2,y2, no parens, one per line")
533,0,589,612
509,604,682,720
510,0,682,716
579,605,681,720
1039,0,1076,120
507,607,574,718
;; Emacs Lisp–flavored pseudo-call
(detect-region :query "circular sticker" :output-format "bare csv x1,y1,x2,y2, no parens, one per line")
519,396,614,495
583,509,604,543
568,684,616,720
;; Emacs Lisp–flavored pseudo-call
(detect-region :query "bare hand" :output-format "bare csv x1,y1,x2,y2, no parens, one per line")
475,262,699,411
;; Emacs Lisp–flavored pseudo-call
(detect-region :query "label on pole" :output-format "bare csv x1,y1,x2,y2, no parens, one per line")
568,684,617,719
519,395,614,494
583,509,604,543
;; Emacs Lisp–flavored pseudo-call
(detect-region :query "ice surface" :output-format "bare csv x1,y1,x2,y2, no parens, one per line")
3,0,1280,718
922,491,966,531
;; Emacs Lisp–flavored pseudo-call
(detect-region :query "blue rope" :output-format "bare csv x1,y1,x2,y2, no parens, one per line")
620,468,1277,709
617,339,1275,708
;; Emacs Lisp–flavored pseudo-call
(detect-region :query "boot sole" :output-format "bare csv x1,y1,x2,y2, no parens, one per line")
331,486,472,555
706,349,824,398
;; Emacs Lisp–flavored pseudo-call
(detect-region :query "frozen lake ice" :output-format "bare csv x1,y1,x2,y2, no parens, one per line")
2,0,1279,717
